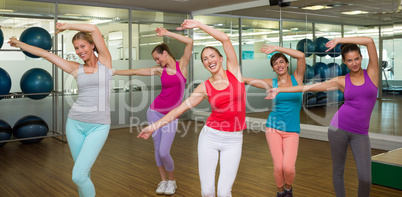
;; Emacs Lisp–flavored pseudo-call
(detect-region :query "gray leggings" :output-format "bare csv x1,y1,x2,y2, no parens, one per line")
328,125,371,197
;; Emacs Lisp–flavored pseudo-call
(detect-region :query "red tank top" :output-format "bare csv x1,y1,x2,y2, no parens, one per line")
204,70,246,132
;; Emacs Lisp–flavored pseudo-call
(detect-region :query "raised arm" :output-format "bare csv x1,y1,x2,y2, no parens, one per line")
137,83,207,139
326,37,378,87
266,77,344,99
177,20,241,81
156,27,193,77
8,38,79,75
244,77,273,90
114,65,163,76
56,23,112,70
260,45,306,84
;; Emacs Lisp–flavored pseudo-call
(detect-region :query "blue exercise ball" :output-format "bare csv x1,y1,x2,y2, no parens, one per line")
19,27,52,58
0,67,12,100
305,64,314,80
315,92,328,105
296,39,315,57
13,115,48,144
0,119,12,147
313,62,329,80
340,63,350,75
303,92,316,106
314,37,330,57
20,68,53,100
328,44,341,57
328,90,344,103
327,63,342,78
0,29,4,49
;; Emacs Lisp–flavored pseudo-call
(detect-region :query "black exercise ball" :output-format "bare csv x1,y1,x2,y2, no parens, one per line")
13,115,49,144
20,68,53,100
19,27,52,58
0,119,12,147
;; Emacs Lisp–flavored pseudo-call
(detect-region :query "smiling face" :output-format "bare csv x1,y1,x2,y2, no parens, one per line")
73,39,95,61
152,50,168,67
343,51,362,72
201,47,223,73
272,57,289,75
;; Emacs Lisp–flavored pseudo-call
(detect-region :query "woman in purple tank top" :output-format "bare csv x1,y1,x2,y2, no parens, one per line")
265,37,379,197
114,27,193,195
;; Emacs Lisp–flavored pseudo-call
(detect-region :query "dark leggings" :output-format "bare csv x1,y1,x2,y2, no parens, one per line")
328,125,371,197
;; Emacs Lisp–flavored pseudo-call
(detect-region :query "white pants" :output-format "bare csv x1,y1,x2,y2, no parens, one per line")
198,126,243,197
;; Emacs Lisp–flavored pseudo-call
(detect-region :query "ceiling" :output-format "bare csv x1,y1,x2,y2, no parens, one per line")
29,0,402,26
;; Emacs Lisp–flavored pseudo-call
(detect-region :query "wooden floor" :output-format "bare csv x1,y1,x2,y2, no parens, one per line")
0,120,401,197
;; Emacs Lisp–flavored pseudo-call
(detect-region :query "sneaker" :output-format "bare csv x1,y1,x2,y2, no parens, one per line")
156,180,167,195
284,187,293,197
164,180,177,195
276,192,285,197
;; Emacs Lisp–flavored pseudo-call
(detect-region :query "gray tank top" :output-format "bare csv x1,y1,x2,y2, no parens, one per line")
68,61,113,124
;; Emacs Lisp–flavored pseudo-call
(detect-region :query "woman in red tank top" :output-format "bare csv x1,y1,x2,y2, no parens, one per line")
138,19,246,197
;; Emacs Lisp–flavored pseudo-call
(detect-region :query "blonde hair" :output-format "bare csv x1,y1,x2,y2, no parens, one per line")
72,31,97,53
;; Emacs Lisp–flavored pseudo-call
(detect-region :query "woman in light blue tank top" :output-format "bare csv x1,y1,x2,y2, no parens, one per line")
9,23,113,197
266,37,379,197
114,27,193,195
244,45,305,197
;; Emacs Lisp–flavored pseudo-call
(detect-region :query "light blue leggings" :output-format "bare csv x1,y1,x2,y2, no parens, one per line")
66,118,110,197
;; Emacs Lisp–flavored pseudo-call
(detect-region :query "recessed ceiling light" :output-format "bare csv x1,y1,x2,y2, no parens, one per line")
0,9,14,12
301,5,332,10
341,10,369,15
172,0,189,2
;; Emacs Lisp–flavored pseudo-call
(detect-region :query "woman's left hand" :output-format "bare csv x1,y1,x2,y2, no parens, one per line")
260,44,278,55
155,27,169,37
55,23,69,34
265,88,279,99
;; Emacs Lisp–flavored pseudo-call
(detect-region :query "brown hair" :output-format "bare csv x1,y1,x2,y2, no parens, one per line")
270,52,288,67
72,32,97,53
152,43,176,60
200,46,223,63
340,44,361,61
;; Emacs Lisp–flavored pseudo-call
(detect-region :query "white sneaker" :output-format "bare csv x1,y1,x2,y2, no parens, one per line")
164,180,177,195
156,180,167,195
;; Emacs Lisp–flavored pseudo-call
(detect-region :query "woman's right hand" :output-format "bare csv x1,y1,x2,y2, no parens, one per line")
7,37,21,48
137,125,155,140
177,19,199,30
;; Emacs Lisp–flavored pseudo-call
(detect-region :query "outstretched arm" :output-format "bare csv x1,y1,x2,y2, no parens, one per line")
56,23,112,69
156,27,193,76
177,20,241,80
137,83,207,139
260,45,306,83
114,65,162,76
8,38,79,75
266,77,344,99
244,77,273,90
326,37,378,87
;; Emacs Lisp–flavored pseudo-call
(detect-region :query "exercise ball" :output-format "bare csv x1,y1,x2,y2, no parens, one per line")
328,90,344,103
314,37,330,57
313,62,329,80
19,27,52,58
303,92,316,106
20,68,53,100
315,92,328,105
13,115,48,144
0,29,4,49
340,63,350,75
296,39,315,57
327,62,342,78
305,64,315,80
328,44,341,57
0,119,12,147
0,67,12,100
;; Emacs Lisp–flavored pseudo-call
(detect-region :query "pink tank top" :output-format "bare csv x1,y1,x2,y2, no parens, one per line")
205,70,247,132
150,62,186,114
330,69,378,135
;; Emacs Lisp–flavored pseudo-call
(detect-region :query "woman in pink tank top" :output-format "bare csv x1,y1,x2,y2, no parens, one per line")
266,37,379,197
114,27,193,195
138,19,246,197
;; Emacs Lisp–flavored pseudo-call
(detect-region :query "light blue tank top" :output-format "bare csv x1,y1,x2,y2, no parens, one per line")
266,75,302,133
68,61,113,124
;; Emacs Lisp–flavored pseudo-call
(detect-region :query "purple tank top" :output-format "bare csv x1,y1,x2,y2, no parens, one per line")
150,62,186,115
330,69,378,135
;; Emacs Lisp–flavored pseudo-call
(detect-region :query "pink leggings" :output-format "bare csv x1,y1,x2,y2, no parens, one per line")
265,128,299,188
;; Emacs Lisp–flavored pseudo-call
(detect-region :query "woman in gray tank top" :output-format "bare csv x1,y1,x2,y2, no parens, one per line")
9,23,113,197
